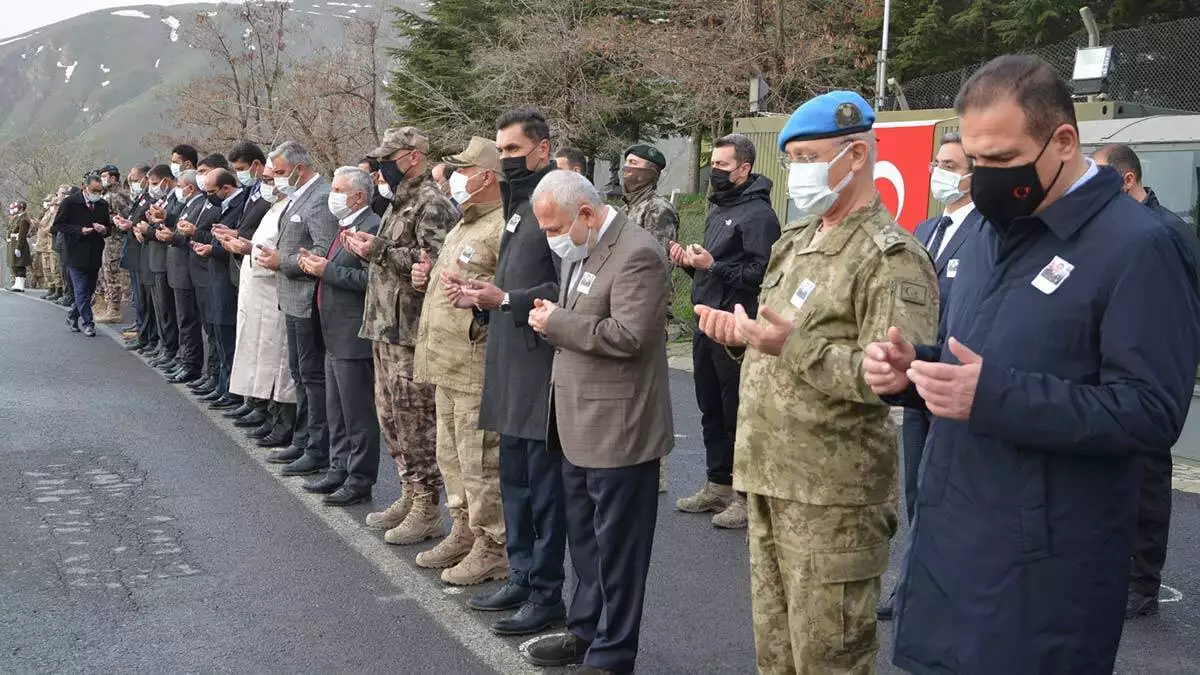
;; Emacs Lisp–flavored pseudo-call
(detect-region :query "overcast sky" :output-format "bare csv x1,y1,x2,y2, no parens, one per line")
1,1,236,41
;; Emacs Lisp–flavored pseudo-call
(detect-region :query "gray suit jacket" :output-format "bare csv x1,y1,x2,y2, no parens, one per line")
276,175,338,318
542,212,674,468
167,194,206,290
318,208,380,360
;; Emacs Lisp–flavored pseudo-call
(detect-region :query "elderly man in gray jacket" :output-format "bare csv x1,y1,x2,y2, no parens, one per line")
255,141,339,478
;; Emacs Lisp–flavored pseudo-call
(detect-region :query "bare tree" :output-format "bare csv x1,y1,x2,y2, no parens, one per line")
0,130,98,207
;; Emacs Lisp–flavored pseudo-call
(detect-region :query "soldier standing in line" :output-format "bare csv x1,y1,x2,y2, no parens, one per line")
620,143,679,493
96,164,131,323
7,201,32,292
696,91,938,673
40,190,68,301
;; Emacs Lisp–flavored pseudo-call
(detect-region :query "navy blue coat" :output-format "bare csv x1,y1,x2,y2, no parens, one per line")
204,190,249,327
900,207,986,521
892,166,1200,674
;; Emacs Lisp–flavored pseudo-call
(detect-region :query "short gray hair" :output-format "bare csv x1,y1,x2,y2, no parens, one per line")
177,169,198,188
531,169,602,213
333,166,373,197
268,140,312,168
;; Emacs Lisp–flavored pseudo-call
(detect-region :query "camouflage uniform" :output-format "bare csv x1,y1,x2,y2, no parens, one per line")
735,198,938,674
37,203,61,292
98,188,132,314
360,170,457,497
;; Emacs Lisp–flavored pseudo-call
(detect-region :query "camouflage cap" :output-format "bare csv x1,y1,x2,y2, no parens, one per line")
624,143,666,171
100,164,120,176
368,126,430,159
443,136,502,173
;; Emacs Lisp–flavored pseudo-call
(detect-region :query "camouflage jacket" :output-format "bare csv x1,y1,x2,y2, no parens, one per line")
105,189,131,232
359,171,458,346
412,201,504,394
732,197,939,505
623,185,677,258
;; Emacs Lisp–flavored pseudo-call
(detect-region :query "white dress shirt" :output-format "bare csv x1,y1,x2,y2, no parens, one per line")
569,205,619,291
932,201,976,259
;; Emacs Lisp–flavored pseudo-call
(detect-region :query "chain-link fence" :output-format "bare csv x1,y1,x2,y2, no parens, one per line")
884,17,1200,113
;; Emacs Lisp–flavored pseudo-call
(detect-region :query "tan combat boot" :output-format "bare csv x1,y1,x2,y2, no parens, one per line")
384,491,445,545
658,459,667,493
441,536,508,586
91,294,109,316
675,482,734,513
365,489,412,530
414,513,474,569
95,308,122,324
711,494,748,529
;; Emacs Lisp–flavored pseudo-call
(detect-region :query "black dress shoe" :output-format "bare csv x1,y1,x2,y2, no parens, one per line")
522,630,587,667
67,317,81,332
247,423,275,439
280,455,327,477
188,377,213,391
876,586,896,621
324,486,371,506
125,341,147,351
469,582,531,612
491,601,566,636
167,370,201,385
208,396,240,410
223,403,256,419
265,445,304,462
302,472,347,494
157,359,180,372
1126,593,1159,619
199,389,223,402
148,356,169,367
234,410,268,428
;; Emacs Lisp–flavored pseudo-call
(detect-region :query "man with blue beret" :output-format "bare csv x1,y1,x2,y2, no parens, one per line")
696,90,938,673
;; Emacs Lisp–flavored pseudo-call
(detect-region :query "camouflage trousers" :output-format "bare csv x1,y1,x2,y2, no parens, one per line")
747,495,896,675
436,385,504,544
373,341,442,495
97,238,127,310
40,251,60,287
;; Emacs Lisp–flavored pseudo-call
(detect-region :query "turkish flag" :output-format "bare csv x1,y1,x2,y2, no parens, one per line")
873,122,938,233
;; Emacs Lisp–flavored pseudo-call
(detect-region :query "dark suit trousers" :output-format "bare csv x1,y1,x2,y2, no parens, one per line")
129,270,144,327
900,409,931,525
326,355,380,490
150,273,178,356
563,457,659,673
194,286,219,379
137,281,158,346
58,249,75,300
173,289,203,371
214,323,236,394
499,435,566,606
692,332,741,486
1130,450,1173,597
285,314,328,461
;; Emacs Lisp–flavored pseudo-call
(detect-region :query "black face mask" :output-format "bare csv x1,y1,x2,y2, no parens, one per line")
207,192,223,206
379,160,405,191
970,135,1065,230
502,155,535,182
709,168,736,193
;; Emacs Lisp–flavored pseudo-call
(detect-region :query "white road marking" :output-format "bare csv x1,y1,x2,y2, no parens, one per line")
94,322,540,675
1161,584,1183,604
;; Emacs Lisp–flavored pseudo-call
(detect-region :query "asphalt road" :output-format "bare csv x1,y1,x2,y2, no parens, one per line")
2,288,1199,674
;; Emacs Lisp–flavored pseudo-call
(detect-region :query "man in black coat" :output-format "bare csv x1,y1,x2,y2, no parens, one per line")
1094,142,1200,620
52,174,111,337
139,165,181,368
453,108,567,636
161,169,208,384
669,133,781,530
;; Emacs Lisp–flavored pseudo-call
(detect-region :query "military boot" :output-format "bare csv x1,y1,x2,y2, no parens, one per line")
365,488,412,531
711,494,748,529
91,294,108,316
383,491,445,545
414,513,474,569
675,481,734,513
95,308,121,324
441,536,508,586
659,459,668,493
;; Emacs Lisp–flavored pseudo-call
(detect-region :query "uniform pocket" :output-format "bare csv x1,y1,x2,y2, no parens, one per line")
808,544,889,660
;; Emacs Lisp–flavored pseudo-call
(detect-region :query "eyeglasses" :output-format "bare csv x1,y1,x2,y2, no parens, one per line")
778,140,854,170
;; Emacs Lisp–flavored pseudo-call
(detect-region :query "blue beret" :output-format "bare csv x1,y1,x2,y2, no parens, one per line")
777,91,876,151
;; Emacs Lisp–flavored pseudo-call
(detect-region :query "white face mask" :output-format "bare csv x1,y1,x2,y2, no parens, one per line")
149,180,166,199
130,183,144,197
546,214,592,262
236,169,255,187
274,173,296,196
327,192,355,220
787,144,853,218
930,166,969,205
174,186,186,201
261,186,280,204
196,172,209,192
448,170,474,206
170,162,181,178
378,182,393,200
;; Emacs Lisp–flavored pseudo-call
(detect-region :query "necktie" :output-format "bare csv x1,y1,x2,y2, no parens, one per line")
925,215,953,260
317,225,348,313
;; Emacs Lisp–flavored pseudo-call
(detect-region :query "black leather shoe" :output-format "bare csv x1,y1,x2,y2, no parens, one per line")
302,472,347,494
234,410,268,428
491,601,566,636
167,370,202,385
148,356,169,368
324,486,371,506
257,431,294,448
199,389,223,402
280,455,327,477
265,445,304,462
188,378,213,391
469,582,531,612
521,630,587,667
247,423,275,439
67,317,81,332
1126,593,1159,619
208,396,241,410
125,341,147,351
876,586,896,621
223,403,256,419
157,359,180,372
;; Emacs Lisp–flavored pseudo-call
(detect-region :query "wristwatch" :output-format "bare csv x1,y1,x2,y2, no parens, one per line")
500,293,511,312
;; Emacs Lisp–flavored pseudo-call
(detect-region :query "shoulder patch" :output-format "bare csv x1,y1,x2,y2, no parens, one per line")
872,230,907,255
898,280,929,306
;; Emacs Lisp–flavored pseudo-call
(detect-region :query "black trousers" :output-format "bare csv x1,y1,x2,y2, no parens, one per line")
563,457,659,673
150,272,178,356
692,332,742,485
58,249,75,300
214,323,237,395
194,285,219,380
137,281,158,346
326,355,380,490
499,435,567,607
173,288,203,372
1130,450,1173,597
901,409,932,525
285,314,328,461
